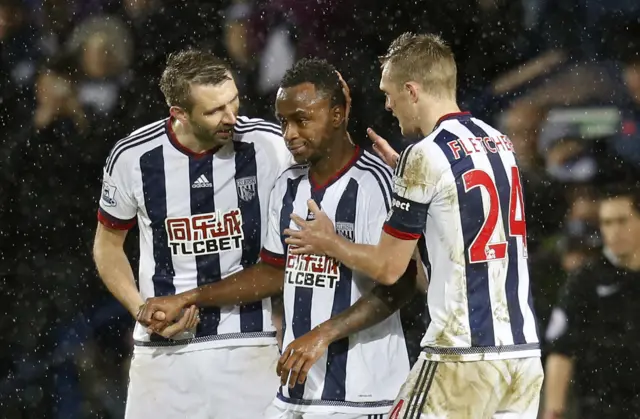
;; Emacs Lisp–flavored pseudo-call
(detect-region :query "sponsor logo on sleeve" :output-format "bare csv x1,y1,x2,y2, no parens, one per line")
392,198,411,211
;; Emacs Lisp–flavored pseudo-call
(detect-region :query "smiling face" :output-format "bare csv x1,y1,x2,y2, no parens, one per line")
275,82,335,164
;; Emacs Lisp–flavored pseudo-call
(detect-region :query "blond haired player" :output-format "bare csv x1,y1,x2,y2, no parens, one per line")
285,33,543,419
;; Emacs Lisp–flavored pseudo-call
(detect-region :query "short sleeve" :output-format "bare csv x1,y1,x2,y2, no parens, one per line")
383,145,437,240
545,274,588,357
97,157,137,230
259,181,286,268
236,116,294,178
365,183,391,245
269,131,296,177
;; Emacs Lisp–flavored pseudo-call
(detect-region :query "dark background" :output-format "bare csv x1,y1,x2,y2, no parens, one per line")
1,0,640,417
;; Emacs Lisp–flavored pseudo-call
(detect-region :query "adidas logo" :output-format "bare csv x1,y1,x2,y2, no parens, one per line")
192,174,212,188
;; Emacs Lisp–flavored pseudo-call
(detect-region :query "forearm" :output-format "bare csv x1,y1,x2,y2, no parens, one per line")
182,263,284,308
316,264,417,343
324,237,388,284
94,244,142,317
543,353,574,415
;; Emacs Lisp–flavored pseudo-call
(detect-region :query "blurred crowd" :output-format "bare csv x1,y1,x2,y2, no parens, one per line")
1,0,640,417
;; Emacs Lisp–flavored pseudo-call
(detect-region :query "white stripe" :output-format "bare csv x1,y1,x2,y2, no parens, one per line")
162,147,195,296
472,118,539,343
359,154,392,203
234,125,282,136
106,127,166,174
214,154,242,335
106,121,165,168
236,115,280,130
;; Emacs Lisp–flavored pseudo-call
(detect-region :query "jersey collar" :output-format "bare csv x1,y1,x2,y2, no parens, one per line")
433,111,472,131
309,145,362,191
166,117,223,158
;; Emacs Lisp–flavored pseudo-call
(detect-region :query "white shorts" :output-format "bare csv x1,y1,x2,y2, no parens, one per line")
125,344,280,419
264,402,388,419
389,356,544,419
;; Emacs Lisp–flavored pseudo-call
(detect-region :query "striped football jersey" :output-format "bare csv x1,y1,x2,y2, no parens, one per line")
98,116,294,353
384,112,540,362
260,147,410,415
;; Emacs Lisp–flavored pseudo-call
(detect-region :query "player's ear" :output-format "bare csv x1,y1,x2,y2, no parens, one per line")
169,106,189,124
331,105,345,128
405,82,419,104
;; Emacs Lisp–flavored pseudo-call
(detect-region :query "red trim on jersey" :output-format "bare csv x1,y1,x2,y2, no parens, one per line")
165,118,222,158
260,248,286,268
97,209,136,230
383,224,421,240
309,146,361,191
435,111,471,128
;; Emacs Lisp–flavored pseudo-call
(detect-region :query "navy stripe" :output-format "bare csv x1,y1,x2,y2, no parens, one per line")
188,154,222,337
280,177,304,253
354,163,391,212
322,178,358,402
396,144,416,178
407,360,435,419
105,120,165,169
290,184,328,399
415,361,438,417
236,116,280,128
140,146,176,343
233,141,264,333
461,120,525,345
107,126,165,175
433,130,495,347
361,152,393,195
279,175,305,399
234,126,282,137
111,119,164,150
235,120,281,131
276,392,393,408
358,154,393,209
403,359,428,419
417,235,430,280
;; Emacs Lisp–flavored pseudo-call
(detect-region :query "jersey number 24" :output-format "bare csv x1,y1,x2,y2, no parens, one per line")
462,166,527,263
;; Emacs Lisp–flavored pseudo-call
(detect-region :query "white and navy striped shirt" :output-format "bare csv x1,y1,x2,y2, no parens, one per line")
98,116,294,353
260,147,410,415
384,112,540,362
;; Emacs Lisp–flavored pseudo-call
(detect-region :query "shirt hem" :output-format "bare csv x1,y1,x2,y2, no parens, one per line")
132,332,277,355
273,394,394,415
419,344,541,362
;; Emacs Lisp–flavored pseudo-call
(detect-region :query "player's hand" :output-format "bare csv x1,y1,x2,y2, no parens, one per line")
284,200,336,255
277,327,331,388
336,71,351,124
137,294,188,332
153,305,200,339
368,128,400,169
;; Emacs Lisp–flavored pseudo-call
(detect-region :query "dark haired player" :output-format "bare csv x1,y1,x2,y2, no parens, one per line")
286,33,543,419
139,58,416,418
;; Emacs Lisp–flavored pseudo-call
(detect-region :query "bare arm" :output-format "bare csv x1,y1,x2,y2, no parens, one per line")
138,261,286,330
318,263,417,343
181,262,284,308
287,215,418,286
277,263,418,387
543,353,574,418
93,223,143,317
